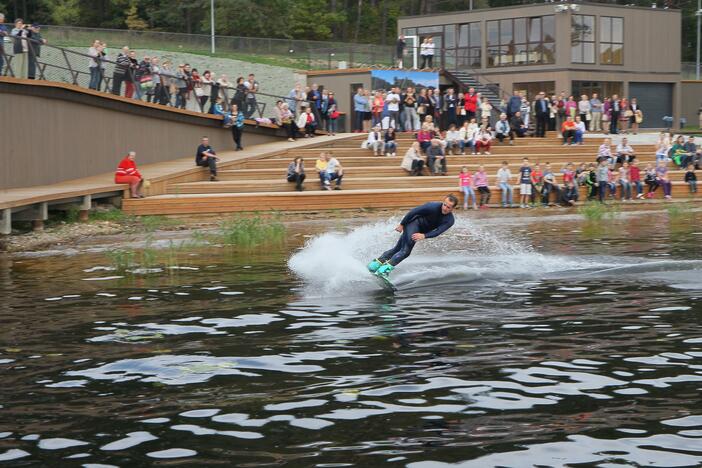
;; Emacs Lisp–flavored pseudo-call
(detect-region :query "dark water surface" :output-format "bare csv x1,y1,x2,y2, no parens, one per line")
1,211,702,467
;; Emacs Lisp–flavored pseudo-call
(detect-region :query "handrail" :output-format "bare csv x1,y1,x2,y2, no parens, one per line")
0,33,309,121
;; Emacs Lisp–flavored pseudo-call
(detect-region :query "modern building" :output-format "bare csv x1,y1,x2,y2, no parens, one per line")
398,2,682,128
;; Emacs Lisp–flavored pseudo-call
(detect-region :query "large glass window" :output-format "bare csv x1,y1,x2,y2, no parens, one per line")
457,22,481,68
571,14,595,64
600,16,623,65
487,15,555,67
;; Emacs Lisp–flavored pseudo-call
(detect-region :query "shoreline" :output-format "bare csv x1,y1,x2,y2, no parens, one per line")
1,200,700,256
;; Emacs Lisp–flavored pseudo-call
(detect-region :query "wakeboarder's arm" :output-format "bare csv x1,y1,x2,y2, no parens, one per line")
423,216,455,239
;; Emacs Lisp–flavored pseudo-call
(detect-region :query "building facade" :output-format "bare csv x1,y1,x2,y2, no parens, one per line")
398,3,682,128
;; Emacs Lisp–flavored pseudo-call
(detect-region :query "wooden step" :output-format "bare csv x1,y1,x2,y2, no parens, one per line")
242,154,659,169
125,183,701,216
168,172,691,195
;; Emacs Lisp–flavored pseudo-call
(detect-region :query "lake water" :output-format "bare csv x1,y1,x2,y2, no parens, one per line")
1,210,702,467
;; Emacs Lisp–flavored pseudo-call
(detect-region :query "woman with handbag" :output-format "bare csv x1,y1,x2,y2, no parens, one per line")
629,97,642,135
326,92,339,136
620,97,630,134
602,97,612,134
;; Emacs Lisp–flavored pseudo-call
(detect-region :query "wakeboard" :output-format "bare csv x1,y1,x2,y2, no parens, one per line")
371,272,397,292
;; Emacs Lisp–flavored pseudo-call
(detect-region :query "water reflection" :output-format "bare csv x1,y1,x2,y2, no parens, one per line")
0,211,701,466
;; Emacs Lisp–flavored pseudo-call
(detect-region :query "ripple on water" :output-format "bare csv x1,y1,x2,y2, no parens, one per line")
146,448,197,459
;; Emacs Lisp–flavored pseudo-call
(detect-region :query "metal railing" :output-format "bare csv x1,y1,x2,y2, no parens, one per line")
13,25,396,71
0,34,311,121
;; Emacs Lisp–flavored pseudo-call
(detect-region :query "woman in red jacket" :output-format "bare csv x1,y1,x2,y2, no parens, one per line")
115,151,144,198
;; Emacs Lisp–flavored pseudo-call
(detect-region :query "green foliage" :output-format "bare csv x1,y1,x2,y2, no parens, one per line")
213,215,286,248
577,202,620,221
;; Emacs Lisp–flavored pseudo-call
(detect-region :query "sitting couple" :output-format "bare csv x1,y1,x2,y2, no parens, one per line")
315,151,344,190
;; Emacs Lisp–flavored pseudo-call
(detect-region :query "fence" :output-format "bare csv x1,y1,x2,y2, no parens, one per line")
13,25,395,71
0,34,310,120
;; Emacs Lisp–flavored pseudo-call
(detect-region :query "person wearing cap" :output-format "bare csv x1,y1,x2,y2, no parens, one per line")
27,23,46,80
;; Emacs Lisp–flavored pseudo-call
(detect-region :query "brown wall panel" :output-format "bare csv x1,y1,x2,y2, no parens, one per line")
0,80,280,190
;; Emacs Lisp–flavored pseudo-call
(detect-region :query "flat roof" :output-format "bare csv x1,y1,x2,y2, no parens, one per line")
398,1,679,21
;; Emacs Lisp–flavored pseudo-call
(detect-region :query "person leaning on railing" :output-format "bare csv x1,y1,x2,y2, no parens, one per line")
10,18,30,79
111,46,130,96
87,39,106,91
0,13,7,75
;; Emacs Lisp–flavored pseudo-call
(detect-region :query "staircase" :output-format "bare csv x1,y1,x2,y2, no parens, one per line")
446,70,505,111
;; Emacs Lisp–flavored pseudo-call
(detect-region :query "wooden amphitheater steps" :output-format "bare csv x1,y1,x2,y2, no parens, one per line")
123,134,694,216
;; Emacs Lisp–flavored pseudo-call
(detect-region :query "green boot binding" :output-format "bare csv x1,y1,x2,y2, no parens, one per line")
367,259,383,273
375,263,394,277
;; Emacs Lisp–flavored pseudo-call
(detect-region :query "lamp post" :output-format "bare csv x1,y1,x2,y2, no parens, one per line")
211,0,215,55
697,0,701,80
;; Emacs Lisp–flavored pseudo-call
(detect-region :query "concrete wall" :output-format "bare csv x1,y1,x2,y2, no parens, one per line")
0,78,281,190
681,81,702,129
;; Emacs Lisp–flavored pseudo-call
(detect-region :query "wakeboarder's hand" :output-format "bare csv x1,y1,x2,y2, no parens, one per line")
411,233,426,241
395,224,404,232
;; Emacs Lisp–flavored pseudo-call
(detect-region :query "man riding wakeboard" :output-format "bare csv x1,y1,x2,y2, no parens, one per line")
368,194,458,277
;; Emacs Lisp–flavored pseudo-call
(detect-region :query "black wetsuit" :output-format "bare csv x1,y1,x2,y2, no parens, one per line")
379,202,455,266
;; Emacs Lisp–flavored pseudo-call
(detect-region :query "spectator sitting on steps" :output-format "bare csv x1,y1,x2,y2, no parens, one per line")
315,151,343,190
287,157,306,191
196,136,220,181
115,151,144,198
364,125,383,156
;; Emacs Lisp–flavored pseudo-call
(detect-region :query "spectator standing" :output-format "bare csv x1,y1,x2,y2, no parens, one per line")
590,93,603,132
403,87,419,132
417,88,428,125
244,73,259,118
619,97,630,134
464,87,478,123
115,151,144,197
307,83,322,129
564,95,577,120
497,161,514,208
26,23,46,80
287,83,305,116
324,91,338,136
386,87,401,129
442,87,458,130
111,46,130,95
420,37,435,69
195,137,219,181
629,97,642,135
363,89,373,132
287,157,306,191
0,13,7,75
395,35,406,68
574,115,586,144
534,92,549,137
230,103,245,150
11,19,30,79
458,166,477,210
596,159,610,203
353,87,367,133
87,39,106,90
506,90,521,120
518,158,533,208
475,165,491,208
610,94,621,134
578,94,591,131
479,96,493,128
520,95,530,131
124,51,139,99
602,96,612,134
174,64,190,109
191,68,205,110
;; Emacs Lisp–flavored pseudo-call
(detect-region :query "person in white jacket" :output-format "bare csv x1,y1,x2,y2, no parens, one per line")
400,142,425,176
297,107,316,138
363,125,384,156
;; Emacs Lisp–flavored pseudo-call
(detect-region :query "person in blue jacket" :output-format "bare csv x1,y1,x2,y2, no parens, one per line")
368,195,458,277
